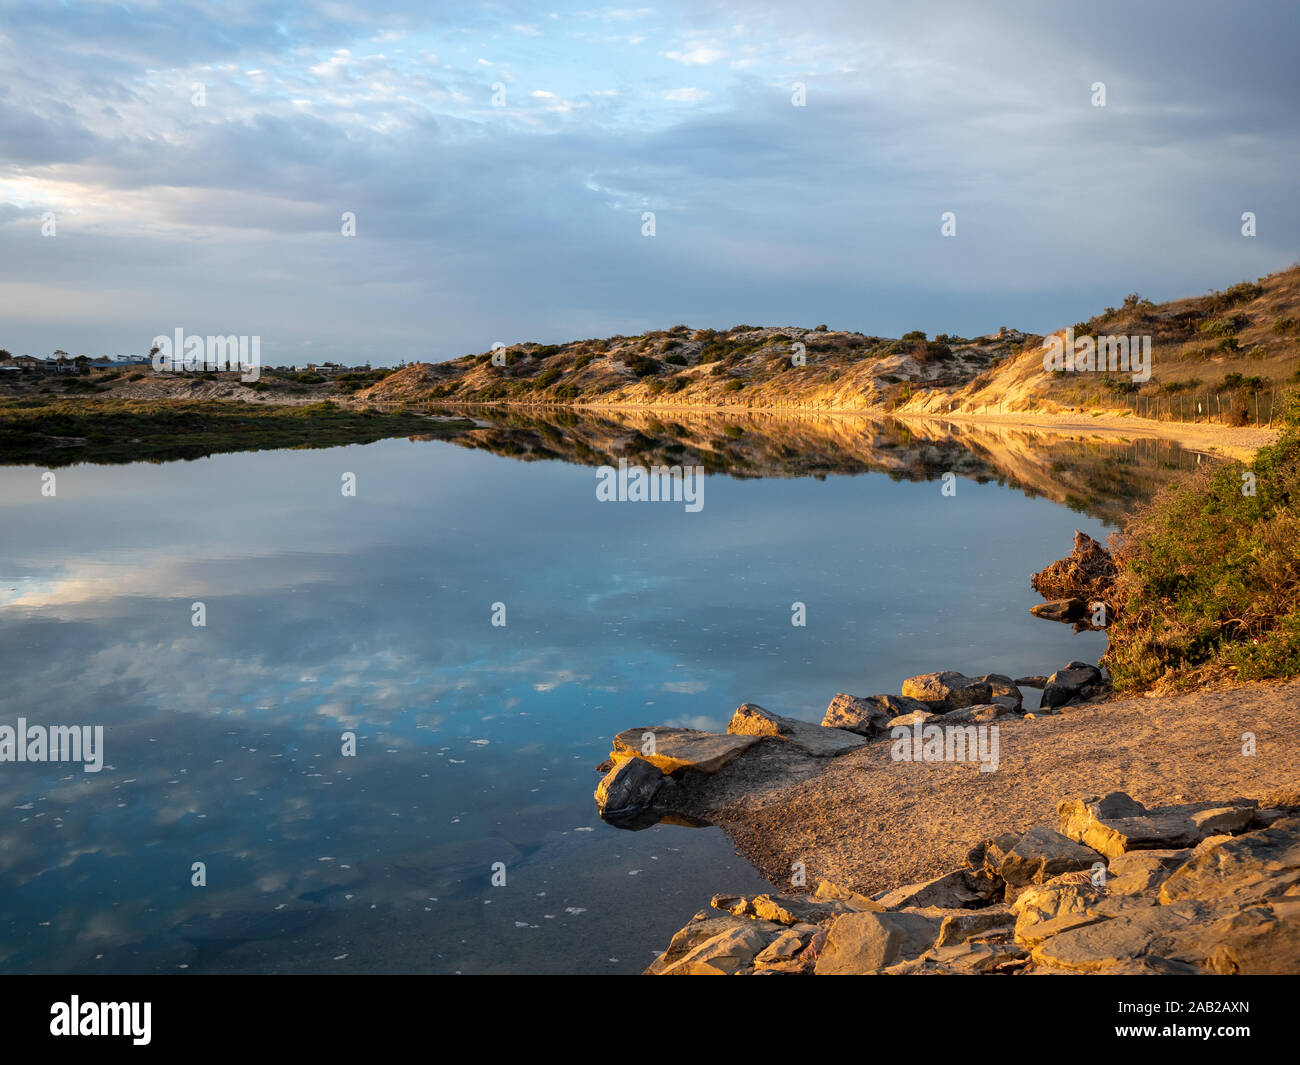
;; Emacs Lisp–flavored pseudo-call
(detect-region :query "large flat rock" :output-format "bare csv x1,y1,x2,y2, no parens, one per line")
612,727,761,774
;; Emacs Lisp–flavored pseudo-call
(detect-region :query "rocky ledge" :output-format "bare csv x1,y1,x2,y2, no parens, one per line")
642,790,1300,975
594,660,1110,829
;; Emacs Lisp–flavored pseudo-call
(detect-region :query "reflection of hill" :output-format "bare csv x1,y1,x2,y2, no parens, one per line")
435,408,1207,525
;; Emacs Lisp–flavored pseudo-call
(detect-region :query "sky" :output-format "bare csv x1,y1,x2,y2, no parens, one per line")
0,0,1297,366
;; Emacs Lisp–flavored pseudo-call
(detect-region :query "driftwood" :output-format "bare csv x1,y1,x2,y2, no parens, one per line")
1030,530,1117,630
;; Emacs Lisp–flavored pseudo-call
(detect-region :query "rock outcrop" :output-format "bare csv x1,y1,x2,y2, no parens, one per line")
597,661,1109,828
641,792,1300,974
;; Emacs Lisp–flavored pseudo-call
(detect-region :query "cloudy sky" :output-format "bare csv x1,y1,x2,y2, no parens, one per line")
1,0,1296,365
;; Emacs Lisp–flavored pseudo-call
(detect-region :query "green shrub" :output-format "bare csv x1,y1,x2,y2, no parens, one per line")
1199,315,1248,338
625,355,661,378
722,379,745,392
1105,393,1300,690
664,353,687,366
1222,372,1265,390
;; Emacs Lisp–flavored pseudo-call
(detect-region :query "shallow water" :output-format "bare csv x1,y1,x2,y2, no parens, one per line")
0,415,1191,972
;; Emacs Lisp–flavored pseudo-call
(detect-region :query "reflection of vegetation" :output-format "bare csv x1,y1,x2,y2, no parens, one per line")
441,407,1207,523
0,397,476,467
1106,390,1300,691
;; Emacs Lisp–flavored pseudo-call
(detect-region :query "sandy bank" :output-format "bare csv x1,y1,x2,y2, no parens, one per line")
709,678,1300,896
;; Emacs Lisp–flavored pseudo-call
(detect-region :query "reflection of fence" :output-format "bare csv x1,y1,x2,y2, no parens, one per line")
358,400,447,414
1109,390,1278,426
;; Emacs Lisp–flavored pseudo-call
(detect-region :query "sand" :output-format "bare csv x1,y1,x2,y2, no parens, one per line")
712,678,1300,895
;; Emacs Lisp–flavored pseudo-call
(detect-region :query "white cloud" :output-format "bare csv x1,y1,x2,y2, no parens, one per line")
662,86,710,102
663,45,725,65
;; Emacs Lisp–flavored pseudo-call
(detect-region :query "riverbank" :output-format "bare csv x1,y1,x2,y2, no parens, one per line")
597,673,1300,974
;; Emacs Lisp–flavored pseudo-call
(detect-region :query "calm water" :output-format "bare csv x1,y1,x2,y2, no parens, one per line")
0,415,1187,973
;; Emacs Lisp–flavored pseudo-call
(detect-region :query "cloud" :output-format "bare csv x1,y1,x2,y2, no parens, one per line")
662,46,725,65
661,86,710,102
0,0,1295,365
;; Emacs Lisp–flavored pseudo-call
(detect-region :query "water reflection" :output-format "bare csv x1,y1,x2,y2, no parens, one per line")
0,411,1197,972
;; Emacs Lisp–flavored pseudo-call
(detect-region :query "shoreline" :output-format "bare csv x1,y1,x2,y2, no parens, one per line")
599,674,1300,974
415,398,1279,462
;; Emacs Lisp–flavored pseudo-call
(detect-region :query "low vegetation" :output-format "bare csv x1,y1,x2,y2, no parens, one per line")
0,397,475,466
1104,388,1300,690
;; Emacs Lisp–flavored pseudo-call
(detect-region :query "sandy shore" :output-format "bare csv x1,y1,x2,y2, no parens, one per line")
709,678,1300,895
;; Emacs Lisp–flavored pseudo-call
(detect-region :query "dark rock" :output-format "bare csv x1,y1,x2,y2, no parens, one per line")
822,692,929,736
594,757,667,828
1031,598,1088,623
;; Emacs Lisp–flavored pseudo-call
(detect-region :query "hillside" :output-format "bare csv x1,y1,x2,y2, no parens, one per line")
904,265,1300,420
357,265,1300,418
358,326,1025,410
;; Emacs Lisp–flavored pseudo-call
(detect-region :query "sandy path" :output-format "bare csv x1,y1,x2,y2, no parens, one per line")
714,678,1300,895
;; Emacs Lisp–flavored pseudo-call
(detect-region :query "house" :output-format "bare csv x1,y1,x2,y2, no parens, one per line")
13,355,44,372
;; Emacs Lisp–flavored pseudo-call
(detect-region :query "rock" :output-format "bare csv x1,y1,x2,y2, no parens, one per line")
933,906,1015,948
886,709,938,728
716,892,850,926
996,825,1105,891
821,692,929,737
1190,805,1257,835
1041,665,1102,708
901,671,992,711
1104,849,1188,895
660,924,771,975
661,913,784,967
1030,598,1088,623
1183,899,1300,975
814,910,942,974
874,870,984,910
1058,791,1202,857
593,757,667,828
942,702,1012,724
727,702,798,736
753,929,809,968
1014,675,1048,689
727,702,870,757
611,727,760,775
1011,881,1105,943
1029,903,1202,974
814,880,882,912
1015,911,1110,949
1159,817,1300,906
883,940,1029,975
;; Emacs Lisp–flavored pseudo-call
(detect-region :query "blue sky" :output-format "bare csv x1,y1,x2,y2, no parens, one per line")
1,0,1297,365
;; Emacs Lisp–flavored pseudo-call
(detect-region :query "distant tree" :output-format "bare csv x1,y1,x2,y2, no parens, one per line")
0,349,11,361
